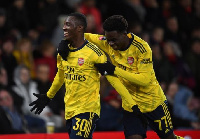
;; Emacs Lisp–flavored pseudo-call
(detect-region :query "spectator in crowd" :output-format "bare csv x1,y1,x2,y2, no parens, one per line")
7,0,29,38
166,82,200,129
192,0,200,28
0,64,8,89
151,44,175,84
140,31,150,43
58,0,78,15
0,64,23,110
34,40,57,82
163,41,195,89
37,0,59,39
190,27,200,40
166,82,199,129
85,14,98,33
143,0,161,30
0,8,10,46
160,0,173,20
25,0,40,30
185,38,200,97
12,65,63,132
173,0,193,35
164,16,187,54
0,88,28,134
34,64,51,96
13,38,35,78
128,21,143,37
78,0,103,33
28,29,40,50
1,38,18,85
150,26,165,47
12,65,46,132
124,0,146,23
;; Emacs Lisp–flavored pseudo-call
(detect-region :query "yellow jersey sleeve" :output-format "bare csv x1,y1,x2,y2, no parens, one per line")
85,33,109,53
105,75,136,108
95,50,107,63
114,42,152,86
47,54,65,99
93,46,137,108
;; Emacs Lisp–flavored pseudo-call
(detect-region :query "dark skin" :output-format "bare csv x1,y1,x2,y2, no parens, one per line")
104,30,177,139
63,16,85,49
105,31,130,51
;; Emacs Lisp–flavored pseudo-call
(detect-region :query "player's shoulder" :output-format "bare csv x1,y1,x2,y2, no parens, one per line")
85,33,106,41
86,41,104,56
130,33,151,54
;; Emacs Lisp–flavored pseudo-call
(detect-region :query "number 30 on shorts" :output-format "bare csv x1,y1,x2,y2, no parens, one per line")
73,118,89,131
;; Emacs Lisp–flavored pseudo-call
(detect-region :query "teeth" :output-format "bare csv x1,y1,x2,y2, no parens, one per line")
64,32,68,36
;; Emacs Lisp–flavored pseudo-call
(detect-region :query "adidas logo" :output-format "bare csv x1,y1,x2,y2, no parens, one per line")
76,131,82,137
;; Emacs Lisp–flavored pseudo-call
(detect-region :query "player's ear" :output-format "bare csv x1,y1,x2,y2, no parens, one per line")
77,25,84,32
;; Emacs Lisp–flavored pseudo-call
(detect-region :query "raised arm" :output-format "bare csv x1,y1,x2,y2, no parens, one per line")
29,54,65,114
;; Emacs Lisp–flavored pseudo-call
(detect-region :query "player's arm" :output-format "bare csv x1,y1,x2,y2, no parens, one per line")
95,43,152,86
84,33,109,53
47,54,65,98
105,75,136,107
95,50,136,107
114,66,151,86
114,44,152,86
46,69,64,99
29,54,65,114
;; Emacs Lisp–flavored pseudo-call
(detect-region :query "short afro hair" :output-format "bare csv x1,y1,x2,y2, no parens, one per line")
103,15,128,33
67,12,87,31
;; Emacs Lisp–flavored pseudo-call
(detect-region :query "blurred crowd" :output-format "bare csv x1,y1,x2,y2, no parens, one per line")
0,0,200,134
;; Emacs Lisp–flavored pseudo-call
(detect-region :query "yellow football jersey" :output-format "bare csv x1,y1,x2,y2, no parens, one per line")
46,40,137,120
48,41,105,119
84,33,166,113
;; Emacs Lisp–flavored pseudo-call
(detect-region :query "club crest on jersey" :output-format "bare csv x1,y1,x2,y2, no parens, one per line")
78,58,84,66
127,57,134,65
99,36,106,40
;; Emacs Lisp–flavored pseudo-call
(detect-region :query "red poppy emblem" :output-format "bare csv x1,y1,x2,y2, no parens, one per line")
127,57,134,65
99,36,106,40
78,58,84,66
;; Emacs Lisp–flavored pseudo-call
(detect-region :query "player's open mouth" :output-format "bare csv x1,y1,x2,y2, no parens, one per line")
64,31,69,37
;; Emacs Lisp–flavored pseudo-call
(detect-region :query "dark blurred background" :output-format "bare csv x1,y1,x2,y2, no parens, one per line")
0,0,200,134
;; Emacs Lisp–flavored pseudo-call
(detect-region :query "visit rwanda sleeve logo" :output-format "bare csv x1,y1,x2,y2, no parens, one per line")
127,57,134,65
78,58,84,66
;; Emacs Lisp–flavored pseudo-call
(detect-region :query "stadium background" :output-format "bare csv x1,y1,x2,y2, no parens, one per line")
0,0,200,138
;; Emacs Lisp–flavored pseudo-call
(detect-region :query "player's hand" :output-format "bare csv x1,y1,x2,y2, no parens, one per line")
29,93,51,115
57,40,70,61
94,61,116,75
132,105,148,128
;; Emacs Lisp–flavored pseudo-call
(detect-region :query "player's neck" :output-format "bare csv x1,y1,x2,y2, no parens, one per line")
70,36,85,49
